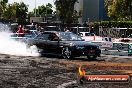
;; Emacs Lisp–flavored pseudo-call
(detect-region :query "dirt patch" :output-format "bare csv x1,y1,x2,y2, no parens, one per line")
59,55,132,75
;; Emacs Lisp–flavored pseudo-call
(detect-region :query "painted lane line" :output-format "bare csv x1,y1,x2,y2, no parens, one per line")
57,80,77,88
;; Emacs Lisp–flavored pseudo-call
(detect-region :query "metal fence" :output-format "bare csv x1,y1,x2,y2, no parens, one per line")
68,26,132,38
70,27,89,34
99,27,132,38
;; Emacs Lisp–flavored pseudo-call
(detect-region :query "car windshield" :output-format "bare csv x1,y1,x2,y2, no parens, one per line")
59,32,83,41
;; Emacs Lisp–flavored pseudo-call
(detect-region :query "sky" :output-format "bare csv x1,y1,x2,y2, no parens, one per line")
8,0,55,12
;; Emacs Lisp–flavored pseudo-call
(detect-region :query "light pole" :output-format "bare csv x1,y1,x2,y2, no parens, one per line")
35,0,36,17
45,4,48,22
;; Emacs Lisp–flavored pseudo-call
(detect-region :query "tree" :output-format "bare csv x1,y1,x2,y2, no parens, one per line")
3,0,8,3
55,0,77,24
0,0,8,18
33,3,53,15
3,3,17,20
46,3,53,14
16,2,28,24
0,1,28,23
104,0,132,20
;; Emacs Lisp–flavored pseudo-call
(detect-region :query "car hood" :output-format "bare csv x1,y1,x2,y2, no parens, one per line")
61,40,98,47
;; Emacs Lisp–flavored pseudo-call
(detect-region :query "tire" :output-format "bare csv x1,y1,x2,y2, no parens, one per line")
62,47,72,59
87,55,97,61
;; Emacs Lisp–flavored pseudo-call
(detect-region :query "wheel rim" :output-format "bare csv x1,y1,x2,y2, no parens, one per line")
62,47,71,59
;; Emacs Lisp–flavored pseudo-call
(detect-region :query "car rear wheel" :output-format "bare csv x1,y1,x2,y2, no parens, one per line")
87,55,97,61
62,47,72,59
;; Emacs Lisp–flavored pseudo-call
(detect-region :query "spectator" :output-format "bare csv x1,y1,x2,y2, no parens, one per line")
38,26,41,31
121,34,125,38
30,24,36,30
16,25,24,36
34,24,38,30
64,27,70,32
83,21,87,27
37,26,44,33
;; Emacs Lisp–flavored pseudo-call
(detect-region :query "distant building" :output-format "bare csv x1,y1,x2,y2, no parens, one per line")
74,0,108,24
29,14,58,23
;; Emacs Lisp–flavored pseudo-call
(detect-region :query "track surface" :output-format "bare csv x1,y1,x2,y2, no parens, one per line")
0,54,131,88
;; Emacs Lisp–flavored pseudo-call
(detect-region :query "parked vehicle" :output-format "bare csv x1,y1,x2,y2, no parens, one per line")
27,31,101,60
113,34,132,43
79,32,113,49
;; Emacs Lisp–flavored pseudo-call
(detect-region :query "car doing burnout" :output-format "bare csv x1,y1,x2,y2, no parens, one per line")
27,31,101,60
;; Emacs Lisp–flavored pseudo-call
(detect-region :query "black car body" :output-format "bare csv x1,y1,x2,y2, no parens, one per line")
27,31,101,60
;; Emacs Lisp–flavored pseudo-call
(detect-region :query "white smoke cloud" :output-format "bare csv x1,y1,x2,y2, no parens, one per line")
0,23,40,56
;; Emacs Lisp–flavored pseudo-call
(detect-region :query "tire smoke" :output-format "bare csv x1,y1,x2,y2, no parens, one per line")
0,23,40,56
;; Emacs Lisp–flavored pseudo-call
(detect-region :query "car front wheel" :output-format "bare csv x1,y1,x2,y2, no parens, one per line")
62,47,72,59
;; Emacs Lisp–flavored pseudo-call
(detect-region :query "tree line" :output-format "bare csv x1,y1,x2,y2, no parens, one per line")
0,0,28,24
0,0,80,24
55,0,132,23
0,0,53,24
1,0,132,24
105,0,132,21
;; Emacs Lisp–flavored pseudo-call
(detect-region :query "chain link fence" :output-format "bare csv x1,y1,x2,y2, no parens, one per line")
99,27,132,38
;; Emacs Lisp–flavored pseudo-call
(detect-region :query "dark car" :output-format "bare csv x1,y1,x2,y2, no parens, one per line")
27,31,101,60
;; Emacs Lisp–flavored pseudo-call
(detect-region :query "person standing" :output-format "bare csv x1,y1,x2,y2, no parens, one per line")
16,25,24,36
64,27,70,32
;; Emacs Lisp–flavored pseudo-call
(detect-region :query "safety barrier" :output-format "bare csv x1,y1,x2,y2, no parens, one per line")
101,43,132,56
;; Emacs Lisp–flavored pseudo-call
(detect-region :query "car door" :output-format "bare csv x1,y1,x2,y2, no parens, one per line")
34,33,50,52
46,33,60,54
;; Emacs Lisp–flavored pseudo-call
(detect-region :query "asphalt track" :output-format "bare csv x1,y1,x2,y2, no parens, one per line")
0,54,131,88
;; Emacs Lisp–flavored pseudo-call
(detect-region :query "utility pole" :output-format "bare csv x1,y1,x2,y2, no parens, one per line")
46,4,48,22
35,0,36,17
